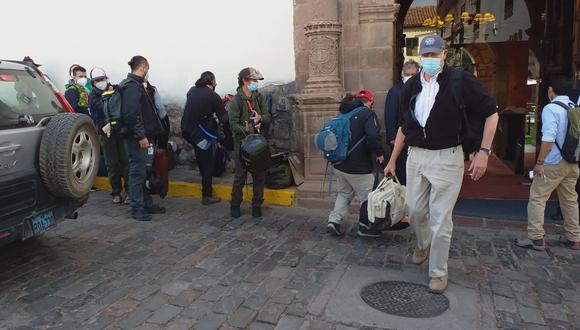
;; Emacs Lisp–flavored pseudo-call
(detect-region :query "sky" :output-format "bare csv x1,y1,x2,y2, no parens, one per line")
2,0,295,103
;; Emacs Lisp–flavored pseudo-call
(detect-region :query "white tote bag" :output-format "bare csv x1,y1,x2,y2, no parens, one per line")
367,176,406,226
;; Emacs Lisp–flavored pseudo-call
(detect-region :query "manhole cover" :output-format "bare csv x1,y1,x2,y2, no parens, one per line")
360,281,450,318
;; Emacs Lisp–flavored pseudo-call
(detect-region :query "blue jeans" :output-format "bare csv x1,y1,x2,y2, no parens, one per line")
124,138,153,213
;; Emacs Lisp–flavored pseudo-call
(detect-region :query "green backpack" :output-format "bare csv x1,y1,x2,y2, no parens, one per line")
266,163,293,189
102,88,123,131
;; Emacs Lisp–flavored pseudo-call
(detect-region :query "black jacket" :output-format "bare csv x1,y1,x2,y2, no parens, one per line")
120,73,163,140
181,86,228,146
384,80,403,142
400,66,496,150
334,100,384,175
64,87,89,116
89,85,117,132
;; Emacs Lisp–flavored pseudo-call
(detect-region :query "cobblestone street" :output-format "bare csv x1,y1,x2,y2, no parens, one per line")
1,191,579,330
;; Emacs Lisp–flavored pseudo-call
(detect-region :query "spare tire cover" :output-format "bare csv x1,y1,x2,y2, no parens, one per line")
39,113,100,199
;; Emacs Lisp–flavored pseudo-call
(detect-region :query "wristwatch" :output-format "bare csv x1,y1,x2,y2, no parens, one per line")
479,147,492,156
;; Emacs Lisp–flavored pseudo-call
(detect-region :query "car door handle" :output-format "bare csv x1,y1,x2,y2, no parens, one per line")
0,144,22,153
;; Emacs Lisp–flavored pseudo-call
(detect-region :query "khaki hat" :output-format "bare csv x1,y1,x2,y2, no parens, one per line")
239,67,264,80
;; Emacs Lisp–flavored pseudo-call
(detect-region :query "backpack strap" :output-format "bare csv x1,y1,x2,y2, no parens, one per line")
450,68,468,137
550,101,574,153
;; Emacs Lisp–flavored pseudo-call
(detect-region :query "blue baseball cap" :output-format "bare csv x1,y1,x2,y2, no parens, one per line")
420,35,446,55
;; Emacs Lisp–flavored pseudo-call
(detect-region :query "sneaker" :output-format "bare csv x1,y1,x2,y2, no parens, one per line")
231,206,241,218
145,205,166,214
327,222,343,237
132,210,152,222
112,195,122,204
515,238,546,251
429,274,448,294
412,244,430,265
202,196,221,206
252,206,262,218
357,224,382,238
123,196,131,205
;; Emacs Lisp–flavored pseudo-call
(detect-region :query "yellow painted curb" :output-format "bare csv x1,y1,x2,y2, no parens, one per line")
93,177,295,206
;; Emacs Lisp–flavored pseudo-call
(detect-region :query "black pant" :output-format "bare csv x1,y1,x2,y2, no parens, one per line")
231,142,265,207
124,138,153,213
194,144,215,198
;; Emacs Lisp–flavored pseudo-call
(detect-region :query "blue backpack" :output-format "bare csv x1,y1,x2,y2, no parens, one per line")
314,107,367,164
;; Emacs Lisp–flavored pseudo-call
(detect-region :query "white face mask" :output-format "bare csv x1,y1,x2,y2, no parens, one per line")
95,81,108,91
76,77,88,86
402,76,411,84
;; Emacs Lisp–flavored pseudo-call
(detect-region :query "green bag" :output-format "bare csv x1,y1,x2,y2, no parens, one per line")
102,88,123,132
266,163,293,189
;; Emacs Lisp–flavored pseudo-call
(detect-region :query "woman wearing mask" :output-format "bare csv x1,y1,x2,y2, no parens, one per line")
89,67,129,205
228,67,271,218
181,71,228,205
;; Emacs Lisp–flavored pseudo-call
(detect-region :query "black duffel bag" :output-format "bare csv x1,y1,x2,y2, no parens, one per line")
241,134,271,173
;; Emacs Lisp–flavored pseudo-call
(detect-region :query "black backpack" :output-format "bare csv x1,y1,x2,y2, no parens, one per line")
551,101,580,163
450,67,486,154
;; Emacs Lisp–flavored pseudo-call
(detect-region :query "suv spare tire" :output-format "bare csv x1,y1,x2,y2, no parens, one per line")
39,113,100,199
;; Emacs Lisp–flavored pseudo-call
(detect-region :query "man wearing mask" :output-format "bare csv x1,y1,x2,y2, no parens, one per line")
65,65,90,115
89,67,129,205
182,71,228,206
385,36,498,293
384,60,420,185
516,76,580,251
228,67,271,218
326,91,384,238
121,56,165,221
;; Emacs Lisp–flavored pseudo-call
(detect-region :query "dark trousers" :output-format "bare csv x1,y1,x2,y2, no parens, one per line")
396,146,408,186
124,138,153,212
100,134,129,196
194,144,215,198
231,142,265,207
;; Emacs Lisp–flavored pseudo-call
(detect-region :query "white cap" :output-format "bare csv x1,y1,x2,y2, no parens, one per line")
90,67,107,80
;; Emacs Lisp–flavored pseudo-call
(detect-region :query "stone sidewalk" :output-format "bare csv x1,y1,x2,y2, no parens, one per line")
0,192,579,330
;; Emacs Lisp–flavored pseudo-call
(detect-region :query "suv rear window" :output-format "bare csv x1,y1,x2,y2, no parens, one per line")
0,68,64,130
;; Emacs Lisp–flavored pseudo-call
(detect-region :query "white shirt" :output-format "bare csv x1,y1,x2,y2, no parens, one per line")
414,72,440,127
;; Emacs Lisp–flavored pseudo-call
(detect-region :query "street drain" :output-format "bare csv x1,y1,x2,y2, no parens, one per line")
360,281,450,318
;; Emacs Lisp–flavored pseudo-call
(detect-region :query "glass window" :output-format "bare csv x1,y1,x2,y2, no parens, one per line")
0,68,64,130
406,38,419,56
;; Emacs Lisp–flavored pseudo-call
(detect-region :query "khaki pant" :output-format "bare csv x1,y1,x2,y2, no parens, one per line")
406,146,464,278
527,161,580,242
328,168,374,225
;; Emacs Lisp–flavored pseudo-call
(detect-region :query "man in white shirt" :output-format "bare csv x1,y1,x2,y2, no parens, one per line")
516,76,580,251
385,35,499,293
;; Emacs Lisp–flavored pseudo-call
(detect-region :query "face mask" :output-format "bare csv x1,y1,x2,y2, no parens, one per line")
402,76,411,84
421,57,442,76
144,71,149,81
248,82,259,92
76,77,88,86
95,81,108,91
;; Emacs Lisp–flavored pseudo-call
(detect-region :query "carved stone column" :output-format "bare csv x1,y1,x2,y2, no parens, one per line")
302,21,344,95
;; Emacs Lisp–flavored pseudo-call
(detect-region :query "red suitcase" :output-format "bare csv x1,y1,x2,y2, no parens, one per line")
152,148,169,198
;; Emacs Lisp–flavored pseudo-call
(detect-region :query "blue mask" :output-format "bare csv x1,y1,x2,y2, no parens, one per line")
421,57,442,76
248,82,259,92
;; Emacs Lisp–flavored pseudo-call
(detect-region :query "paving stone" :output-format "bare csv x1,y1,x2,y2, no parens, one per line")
228,307,257,329
147,305,183,325
558,288,580,302
142,293,170,312
200,286,230,302
165,317,196,330
161,281,192,296
519,306,545,325
195,312,227,330
495,311,523,329
211,296,244,315
273,315,304,330
541,303,569,322
170,290,203,307
493,295,518,314
116,308,152,329
257,303,286,324
244,293,269,310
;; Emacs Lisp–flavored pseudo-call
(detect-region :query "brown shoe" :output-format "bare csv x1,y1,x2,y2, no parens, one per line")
412,244,430,265
563,240,580,250
515,238,546,251
429,274,448,294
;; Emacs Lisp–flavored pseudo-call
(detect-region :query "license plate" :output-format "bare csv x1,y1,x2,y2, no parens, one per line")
30,211,56,235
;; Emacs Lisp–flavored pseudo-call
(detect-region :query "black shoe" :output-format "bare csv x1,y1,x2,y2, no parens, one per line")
252,206,262,218
231,206,241,218
202,196,221,206
145,205,166,214
132,210,152,222
357,223,382,238
326,222,343,237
